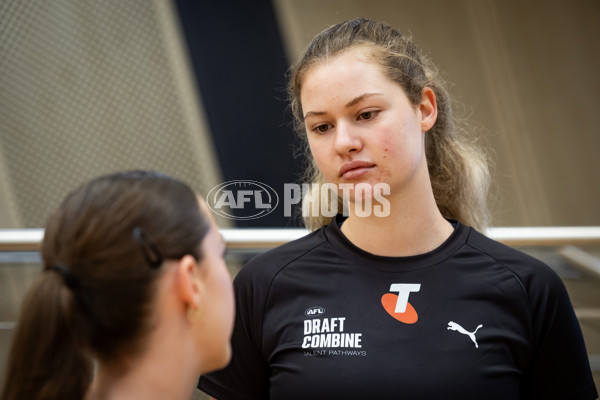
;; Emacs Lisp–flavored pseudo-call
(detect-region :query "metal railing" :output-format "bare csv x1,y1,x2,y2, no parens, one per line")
2,226,600,252
2,227,600,276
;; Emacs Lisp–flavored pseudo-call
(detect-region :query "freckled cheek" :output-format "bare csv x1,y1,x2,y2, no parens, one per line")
376,138,414,177
307,142,334,177
378,136,398,157
307,139,318,158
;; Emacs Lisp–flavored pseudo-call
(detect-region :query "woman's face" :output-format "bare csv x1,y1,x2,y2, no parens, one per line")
194,199,235,373
300,47,436,205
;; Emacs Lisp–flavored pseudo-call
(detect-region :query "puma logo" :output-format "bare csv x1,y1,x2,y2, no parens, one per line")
447,321,483,348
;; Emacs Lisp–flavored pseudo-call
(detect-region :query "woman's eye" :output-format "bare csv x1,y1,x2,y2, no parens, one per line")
358,111,376,120
314,124,331,133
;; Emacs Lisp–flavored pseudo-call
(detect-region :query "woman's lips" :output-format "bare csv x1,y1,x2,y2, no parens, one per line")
339,161,375,180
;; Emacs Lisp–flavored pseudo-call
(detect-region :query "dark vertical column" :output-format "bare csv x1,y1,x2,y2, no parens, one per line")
174,0,303,227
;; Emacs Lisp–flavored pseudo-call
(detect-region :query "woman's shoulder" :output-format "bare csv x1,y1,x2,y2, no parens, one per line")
464,226,564,289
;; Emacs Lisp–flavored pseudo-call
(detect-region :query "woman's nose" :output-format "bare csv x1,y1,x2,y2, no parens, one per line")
334,121,363,155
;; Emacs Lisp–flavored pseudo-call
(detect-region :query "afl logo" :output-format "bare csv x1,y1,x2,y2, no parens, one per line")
207,180,279,220
305,306,326,316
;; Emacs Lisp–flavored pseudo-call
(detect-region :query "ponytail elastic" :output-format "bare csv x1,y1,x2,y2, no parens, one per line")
132,227,163,268
45,264,79,290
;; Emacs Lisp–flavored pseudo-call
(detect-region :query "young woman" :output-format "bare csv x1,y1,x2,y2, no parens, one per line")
1,171,235,400
198,19,597,399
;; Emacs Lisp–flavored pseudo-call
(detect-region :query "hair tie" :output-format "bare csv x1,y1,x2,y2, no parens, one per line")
132,227,163,268
45,264,78,290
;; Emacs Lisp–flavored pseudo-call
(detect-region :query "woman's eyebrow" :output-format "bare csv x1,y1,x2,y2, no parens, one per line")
304,110,326,119
304,93,383,119
345,92,382,108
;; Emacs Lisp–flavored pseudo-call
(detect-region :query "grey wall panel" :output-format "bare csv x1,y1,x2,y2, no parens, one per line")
0,0,224,228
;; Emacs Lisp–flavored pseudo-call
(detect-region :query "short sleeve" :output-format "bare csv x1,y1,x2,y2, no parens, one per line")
523,263,598,399
198,261,270,400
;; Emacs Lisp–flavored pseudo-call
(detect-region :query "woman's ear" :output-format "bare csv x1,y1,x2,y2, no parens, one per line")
175,255,203,310
420,87,438,133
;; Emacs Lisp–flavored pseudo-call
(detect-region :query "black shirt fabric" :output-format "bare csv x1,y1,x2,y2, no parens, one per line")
199,215,597,399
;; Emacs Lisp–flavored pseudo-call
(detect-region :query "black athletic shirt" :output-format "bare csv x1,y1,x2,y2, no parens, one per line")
199,215,597,399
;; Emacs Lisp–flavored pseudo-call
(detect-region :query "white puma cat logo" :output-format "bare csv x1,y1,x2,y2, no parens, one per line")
447,321,483,348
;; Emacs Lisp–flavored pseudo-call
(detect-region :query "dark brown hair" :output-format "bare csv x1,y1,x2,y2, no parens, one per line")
1,171,210,400
288,18,490,231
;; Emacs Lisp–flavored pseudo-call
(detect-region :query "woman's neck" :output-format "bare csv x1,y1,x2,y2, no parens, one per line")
341,188,453,257
87,322,198,400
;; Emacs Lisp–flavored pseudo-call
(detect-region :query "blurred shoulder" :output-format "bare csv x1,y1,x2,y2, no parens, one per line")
234,228,327,285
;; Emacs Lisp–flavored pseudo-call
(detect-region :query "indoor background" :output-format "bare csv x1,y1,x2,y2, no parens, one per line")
0,0,598,396
1,0,599,229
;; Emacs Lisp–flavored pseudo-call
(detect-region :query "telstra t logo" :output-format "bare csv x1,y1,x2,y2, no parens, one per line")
381,283,421,324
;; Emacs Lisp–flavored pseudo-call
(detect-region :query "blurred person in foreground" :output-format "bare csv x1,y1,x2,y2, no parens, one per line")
1,170,234,400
